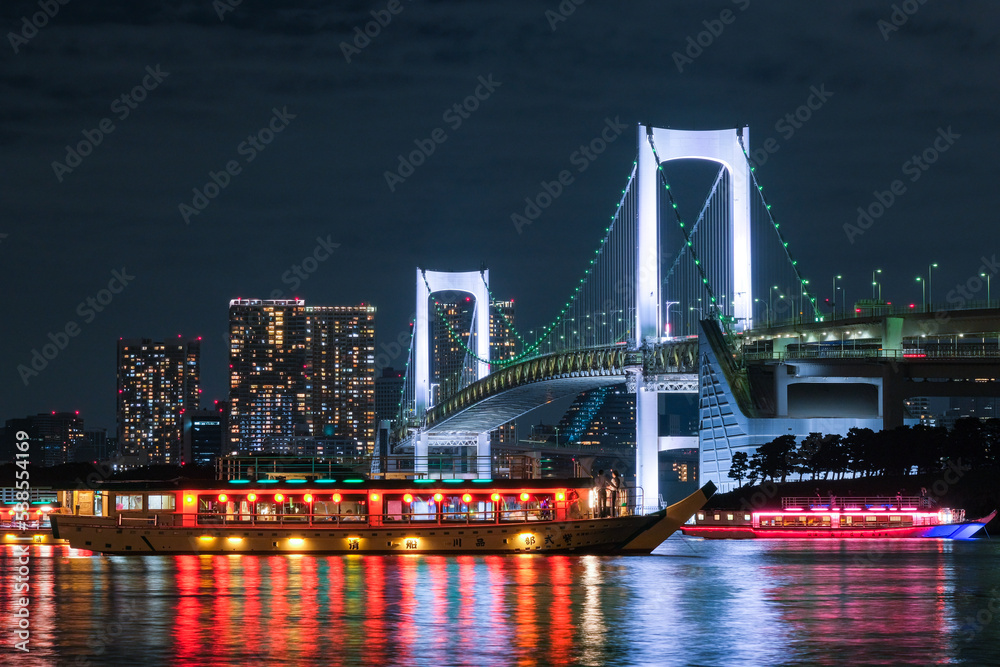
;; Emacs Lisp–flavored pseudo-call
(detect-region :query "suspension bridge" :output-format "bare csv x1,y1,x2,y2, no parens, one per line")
387,123,1000,506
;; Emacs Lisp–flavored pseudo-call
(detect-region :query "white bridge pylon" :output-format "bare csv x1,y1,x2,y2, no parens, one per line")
635,124,752,506
414,268,491,477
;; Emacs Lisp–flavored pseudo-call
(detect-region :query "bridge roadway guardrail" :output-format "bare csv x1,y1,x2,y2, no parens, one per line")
744,348,1000,362
425,339,700,428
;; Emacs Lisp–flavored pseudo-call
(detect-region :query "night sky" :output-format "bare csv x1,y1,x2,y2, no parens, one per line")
3,1,999,433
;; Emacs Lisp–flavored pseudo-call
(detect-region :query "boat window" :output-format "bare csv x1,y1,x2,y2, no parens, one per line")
147,494,176,511
116,494,143,511
726,513,734,521
889,515,902,522
697,512,705,520
94,491,104,517
743,514,751,521
865,515,877,522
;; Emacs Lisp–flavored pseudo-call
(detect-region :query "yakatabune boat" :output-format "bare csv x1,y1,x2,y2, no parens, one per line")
50,478,716,555
679,494,996,539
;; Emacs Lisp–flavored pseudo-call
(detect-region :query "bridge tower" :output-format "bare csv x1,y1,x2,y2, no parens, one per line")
634,124,752,504
414,268,491,477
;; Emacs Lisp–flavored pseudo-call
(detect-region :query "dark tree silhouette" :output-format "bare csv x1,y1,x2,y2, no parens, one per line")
728,451,750,487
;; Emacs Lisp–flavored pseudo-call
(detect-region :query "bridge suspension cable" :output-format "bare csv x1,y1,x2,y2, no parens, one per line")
736,130,823,322
646,131,736,337
424,159,639,369
662,164,726,285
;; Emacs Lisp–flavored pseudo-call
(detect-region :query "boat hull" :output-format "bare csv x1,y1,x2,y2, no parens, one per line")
51,482,717,556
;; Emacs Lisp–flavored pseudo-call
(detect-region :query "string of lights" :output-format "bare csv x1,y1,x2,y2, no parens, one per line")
736,132,823,322
423,159,639,367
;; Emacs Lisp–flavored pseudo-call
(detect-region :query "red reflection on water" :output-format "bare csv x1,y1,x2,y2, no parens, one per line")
297,556,318,660
212,554,232,649
363,556,386,666
396,557,419,664
426,556,450,653
326,556,345,658
268,555,290,658
514,556,540,663
241,555,262,659
763,541,951,663
547,556,575,666
456,556,477,658
173,555,202,663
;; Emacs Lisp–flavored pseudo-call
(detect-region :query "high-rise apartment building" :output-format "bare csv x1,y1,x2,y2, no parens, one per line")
489,299,517,448
117,337,201,464
228,299,375,454
429,294,518,446
431,294,475,402
181,407,225,467
374,367,405,427
306,305,376,451
2,412,85,466
228,299,309,452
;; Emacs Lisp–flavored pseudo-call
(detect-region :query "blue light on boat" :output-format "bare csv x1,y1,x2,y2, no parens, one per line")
343,479,364,483
228,480,250,484
472,480,493,483
258,480,278,484
315,479,336,483
287,480,306,484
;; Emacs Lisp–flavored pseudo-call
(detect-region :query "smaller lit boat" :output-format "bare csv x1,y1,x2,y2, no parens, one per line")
679,494,996,539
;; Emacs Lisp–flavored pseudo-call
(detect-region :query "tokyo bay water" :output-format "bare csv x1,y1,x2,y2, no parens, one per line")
4,537,999,666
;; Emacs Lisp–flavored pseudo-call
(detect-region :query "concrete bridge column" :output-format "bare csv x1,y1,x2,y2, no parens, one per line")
636,379,659,512
415,432,428,477
772,337,791,356
476,432,491,478
774,364,791,416
883,317,903,352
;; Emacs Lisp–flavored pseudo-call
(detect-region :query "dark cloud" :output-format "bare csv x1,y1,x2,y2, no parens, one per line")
2,0,999,430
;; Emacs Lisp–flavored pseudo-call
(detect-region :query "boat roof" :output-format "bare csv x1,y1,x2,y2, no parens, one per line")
76,477,595,492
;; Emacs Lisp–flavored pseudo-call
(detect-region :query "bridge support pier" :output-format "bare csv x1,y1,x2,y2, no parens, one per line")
415,432,429,477
477,432,490,478
635,375,659,512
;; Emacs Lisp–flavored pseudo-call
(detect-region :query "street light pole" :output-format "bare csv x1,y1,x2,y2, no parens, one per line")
872,268,882,301
928,262,938,310
981,273,991,307
664,301,680,338
770,285,778,325
832,275,842,318
916,276,925,311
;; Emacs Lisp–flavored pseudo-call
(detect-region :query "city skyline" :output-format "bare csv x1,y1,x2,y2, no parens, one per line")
3,2,999,439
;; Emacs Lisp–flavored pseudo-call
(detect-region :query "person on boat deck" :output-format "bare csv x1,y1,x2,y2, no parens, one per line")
568,489,582,519
608,470,621,517
595,469,608,518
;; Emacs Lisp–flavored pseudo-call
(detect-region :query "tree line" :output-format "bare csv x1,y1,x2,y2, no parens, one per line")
727,417,999,486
